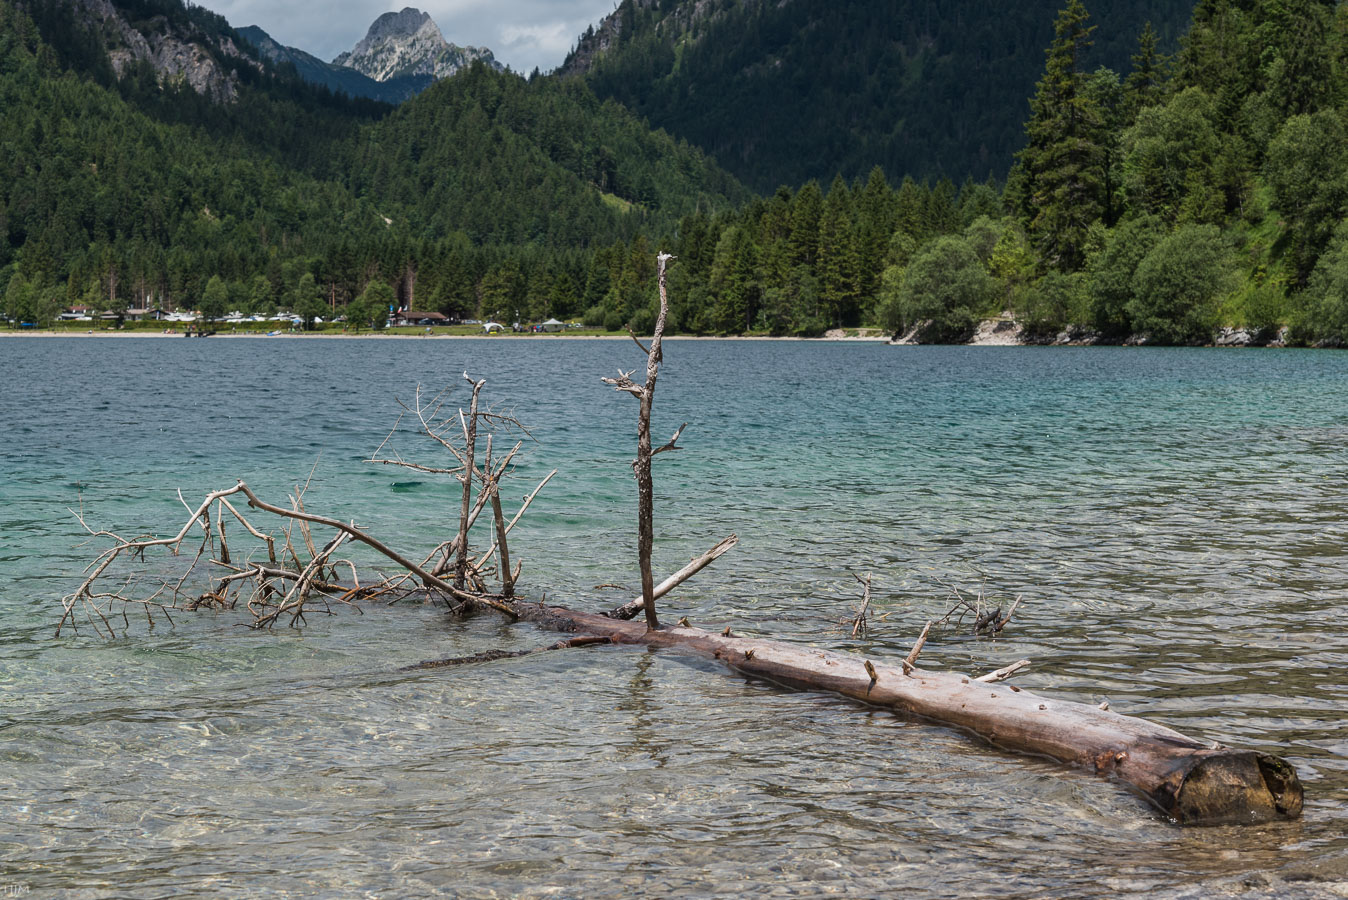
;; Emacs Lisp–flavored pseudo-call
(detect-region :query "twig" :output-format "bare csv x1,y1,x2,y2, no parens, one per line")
626,326,651,356
651,423,687,457
975,659,1031,683
472,468,557,573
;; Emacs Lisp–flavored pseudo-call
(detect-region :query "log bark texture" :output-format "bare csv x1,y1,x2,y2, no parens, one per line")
508,600,1303,826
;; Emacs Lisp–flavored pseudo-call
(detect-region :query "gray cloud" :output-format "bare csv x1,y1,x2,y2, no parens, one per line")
202,0,616,73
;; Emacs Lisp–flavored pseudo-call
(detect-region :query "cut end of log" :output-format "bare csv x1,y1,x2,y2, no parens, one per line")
1160,751,1304,826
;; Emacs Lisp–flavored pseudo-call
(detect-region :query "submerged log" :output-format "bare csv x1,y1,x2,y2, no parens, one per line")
508,600,1303,826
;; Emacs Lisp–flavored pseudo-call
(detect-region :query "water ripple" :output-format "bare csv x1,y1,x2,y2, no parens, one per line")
0,341,1346,898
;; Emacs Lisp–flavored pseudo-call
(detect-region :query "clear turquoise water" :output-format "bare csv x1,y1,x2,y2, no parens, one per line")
1,337,1346,898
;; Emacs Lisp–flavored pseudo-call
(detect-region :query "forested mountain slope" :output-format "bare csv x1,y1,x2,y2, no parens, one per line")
561,0,1194,191
0,0,748,324
348,64,750,248
631,0,1348,346
4,0,1346,347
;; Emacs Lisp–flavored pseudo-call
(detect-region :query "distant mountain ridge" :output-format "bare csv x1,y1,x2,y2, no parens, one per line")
332,7,502,82
238,25,430,103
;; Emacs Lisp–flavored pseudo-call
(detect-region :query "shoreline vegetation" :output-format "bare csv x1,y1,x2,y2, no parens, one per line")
0,319,1321,347
7,3,1348,356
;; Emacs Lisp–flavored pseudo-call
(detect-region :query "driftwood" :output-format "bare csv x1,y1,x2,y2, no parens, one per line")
57,254,1305,829
506,600,1303,827
59,379,541,635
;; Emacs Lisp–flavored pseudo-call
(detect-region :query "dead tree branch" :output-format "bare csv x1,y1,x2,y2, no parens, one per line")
604,534,738,620
455,375,486,589
850,572,873,638
601,252,681,631
976,660,1031,683
60,374,556,634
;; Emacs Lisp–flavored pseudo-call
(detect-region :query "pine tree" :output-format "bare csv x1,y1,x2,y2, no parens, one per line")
787,181,823,268
1018,0,1108,272
1257,0,1334,117
894,177,928,242
817,175,861,326
709,225,759,333
1124,22,1165,117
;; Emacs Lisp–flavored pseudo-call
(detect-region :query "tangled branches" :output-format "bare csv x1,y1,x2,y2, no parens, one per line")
58,378,553,637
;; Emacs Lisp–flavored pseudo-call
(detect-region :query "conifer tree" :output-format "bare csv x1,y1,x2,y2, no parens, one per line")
709,225,759,333
925,178,961,236
1018,0,1108,272
894,177,928,242
1124,21,1166,117
817,175,860,326
787,181,823,268
1256,0,1333,117
856,167,895,303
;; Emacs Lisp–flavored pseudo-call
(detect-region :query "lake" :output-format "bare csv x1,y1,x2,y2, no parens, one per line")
1,336,1345,898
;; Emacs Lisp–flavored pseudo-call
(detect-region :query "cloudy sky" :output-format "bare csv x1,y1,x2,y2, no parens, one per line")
197,1,618,73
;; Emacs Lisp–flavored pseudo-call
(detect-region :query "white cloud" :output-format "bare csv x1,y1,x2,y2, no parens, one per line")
498,21,574,69
200,0,617,73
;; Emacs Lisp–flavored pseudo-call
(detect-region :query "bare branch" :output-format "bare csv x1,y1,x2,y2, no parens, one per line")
651,422,687,457
850,572,873,639
473,468,558,573
902,620,933,675
455,377,486,588
601,369,644,398
993,595,1025,633
605,533,737,620
626,326,651,356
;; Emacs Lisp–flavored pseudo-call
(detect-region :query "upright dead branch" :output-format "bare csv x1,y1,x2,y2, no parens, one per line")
602,252,680,631
485,440,515,597
851,572,873,638
368,381,533,598
456,375,485,590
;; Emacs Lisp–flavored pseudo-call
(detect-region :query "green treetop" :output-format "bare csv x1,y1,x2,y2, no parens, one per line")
1018,0,1109,272
199,275,228,323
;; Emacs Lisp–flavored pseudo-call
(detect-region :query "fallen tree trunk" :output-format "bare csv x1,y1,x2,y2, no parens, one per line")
507,600,1303,826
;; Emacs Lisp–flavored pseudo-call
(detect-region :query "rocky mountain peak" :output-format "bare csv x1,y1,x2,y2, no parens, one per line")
364,8,436,42
332,7,501,83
